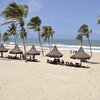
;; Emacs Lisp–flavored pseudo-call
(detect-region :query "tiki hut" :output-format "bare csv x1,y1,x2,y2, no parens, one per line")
26,45,40,61
0,43,8,57
26,45,40,55
70,47,90,66
9,45,23,54
46,45,63,58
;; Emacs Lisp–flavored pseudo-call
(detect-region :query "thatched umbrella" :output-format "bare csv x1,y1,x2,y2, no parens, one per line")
46,45,63,58
0,43,8,57
9,45,23,54
27,45,40,55
70,47,90,66
26,45,40,60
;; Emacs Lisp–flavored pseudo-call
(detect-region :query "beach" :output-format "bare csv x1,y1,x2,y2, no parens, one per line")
0,0,100,99
0,45,100,100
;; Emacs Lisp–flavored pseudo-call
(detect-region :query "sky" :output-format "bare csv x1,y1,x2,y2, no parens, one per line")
0,0,100,40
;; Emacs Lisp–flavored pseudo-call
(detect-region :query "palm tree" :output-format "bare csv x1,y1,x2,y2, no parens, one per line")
27,16,44,56
1,2,29,62
97,15,100,24
8,23,17,45
76,33,83,47
41,26,54,51
78,24,92,57
2,32,9,42
0,33,1,44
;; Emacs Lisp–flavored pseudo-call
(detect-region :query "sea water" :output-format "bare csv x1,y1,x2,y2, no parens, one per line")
3,38,100,52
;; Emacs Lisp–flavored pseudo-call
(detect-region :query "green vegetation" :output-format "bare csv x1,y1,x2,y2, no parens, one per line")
28,16,44,56
78,24,92,57
41,26,54,51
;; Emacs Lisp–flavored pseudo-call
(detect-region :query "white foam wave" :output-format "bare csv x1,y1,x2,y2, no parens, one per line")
48,44,100,53
4,42,100,53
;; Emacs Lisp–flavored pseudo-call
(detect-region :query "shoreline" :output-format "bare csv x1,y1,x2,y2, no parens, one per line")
4,43,100,53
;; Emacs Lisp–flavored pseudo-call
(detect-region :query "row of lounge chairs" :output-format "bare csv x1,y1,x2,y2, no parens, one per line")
65,61,81,67
47,59,81,67
27,56,39,62
27,58,39,62
8,55,21,60
47,59,64,65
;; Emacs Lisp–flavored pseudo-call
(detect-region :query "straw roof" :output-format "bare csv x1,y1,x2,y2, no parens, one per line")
0,43,8,52
46,45,63,58
70,47,90,60
9,45,23,54
26,45,40,55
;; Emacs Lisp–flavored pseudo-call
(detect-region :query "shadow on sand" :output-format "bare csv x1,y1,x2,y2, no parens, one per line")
86,61,100,64
65,65,90,69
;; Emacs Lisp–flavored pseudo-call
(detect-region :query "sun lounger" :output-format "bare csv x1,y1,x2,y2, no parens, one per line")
60,60,64,65
75,63,81,67
66,61,70,66
33,59,38,62
69,62,74,66
47,59,50,63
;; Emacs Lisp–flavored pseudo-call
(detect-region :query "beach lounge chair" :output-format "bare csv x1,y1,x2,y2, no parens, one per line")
69,62,74,66
75,63,81,67
49,60,53,64
33,59,38,62
47,59,50,63
47,59,53,64
66,61,70,66
60,59,64,65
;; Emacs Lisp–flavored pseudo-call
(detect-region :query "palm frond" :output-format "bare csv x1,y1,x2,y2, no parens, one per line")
2,32,10,42
41,26,55,42
1,2,28,22
97,19,100,24
27,16,41,31
0,20,17,26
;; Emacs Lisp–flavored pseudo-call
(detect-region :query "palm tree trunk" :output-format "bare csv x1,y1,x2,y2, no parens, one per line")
81,40,83,47
88,37,92,57
50,37,53,49
21,26,27,62
22,36,27,62
1,52,3,57
15,33,17,45
0,34,1,45
38,31,44,57
48,38,51,51
80,60,82,66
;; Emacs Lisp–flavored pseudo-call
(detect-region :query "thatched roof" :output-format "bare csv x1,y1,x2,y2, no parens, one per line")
9,45,23,54
70,47,90,60
26,45,40,55
0,43,8,52
46,45,63,58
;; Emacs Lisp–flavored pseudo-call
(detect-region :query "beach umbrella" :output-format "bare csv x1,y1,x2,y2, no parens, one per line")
46,45,63,58
26,45,40,55
26,45,40,61
9,45,23,54
0,43,8,57
70,47,90,66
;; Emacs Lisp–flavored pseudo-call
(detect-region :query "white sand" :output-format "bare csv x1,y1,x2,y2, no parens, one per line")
0,45,100,100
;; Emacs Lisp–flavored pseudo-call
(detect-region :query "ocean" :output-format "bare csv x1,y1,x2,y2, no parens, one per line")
3,38,100,52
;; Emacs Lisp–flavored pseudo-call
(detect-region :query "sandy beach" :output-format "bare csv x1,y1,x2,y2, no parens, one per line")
0,45,100,100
